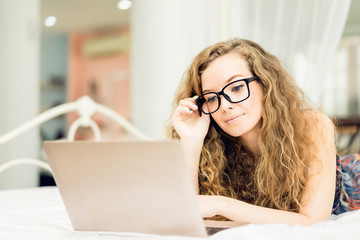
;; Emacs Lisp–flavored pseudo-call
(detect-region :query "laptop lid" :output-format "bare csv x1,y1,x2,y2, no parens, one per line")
43,141,207,237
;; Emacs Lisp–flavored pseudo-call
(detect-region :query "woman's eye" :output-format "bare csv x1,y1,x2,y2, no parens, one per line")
206,96,217,103
232,84,244,92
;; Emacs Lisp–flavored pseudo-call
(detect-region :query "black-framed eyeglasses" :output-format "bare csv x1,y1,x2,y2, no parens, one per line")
195,76,259,116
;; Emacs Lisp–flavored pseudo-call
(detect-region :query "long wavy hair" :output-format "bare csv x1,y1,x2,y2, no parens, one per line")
165,38,319,213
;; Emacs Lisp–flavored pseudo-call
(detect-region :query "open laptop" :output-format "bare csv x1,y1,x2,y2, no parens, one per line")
43,141,241,237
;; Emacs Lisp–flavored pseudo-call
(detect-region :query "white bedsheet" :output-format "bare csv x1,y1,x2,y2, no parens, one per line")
1,187,359,240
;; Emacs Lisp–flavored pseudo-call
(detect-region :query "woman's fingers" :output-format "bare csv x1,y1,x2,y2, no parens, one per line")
177,106,195,114
179,98,198,112
172,96,210,141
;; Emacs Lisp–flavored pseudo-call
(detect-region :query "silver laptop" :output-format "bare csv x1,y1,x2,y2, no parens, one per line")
43,141,238,237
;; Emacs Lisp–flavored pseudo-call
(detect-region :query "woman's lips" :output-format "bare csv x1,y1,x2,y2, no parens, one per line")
225,113,245,124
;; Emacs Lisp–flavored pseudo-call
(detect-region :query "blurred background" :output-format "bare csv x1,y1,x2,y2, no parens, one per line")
0,0,359,189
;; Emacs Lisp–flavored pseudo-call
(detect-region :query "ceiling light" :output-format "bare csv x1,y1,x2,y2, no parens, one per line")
44,16,57,27
117,0,132,10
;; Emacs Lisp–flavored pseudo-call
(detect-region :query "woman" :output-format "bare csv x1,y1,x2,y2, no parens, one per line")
166,38,360,225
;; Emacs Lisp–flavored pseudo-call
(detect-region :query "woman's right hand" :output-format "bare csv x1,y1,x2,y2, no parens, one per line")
172,96,210,143
172,96,210,192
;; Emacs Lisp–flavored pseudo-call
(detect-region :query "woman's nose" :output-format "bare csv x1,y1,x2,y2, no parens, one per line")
219,95,233,111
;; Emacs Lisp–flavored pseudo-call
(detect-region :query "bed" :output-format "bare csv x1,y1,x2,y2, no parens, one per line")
1,186,360,239
1,96,360,239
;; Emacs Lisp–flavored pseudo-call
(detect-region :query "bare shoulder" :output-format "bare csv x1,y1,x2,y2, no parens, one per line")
302,110,332,123
302,110,335,136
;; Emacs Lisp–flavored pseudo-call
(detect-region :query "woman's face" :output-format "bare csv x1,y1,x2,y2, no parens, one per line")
201,52,264,139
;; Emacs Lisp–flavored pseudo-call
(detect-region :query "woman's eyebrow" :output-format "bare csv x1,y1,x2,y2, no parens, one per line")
203,74,245,93
225,74,245,84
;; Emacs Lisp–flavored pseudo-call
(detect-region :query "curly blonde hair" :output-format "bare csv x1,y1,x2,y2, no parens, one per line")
165,38,318,213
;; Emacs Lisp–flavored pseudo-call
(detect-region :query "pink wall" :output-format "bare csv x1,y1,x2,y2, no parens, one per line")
67,28,130,140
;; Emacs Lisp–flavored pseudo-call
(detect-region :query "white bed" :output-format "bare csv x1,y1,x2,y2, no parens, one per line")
1,186,360,240
1,96,360,239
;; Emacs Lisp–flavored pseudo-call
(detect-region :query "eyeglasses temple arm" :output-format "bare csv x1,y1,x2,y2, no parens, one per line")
195,98,202,117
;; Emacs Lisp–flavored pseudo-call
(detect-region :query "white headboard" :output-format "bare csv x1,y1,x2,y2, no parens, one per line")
0,96,150,175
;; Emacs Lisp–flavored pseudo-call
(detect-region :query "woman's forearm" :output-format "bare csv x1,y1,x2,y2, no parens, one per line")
180,138,203,193
218,196,328,225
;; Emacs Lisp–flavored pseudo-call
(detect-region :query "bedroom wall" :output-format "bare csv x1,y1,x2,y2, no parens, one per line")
130,0,222,140
130,1,187,140
0,0,40,189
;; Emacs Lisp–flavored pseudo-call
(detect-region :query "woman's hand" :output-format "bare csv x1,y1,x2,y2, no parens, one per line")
172,96,210,192
172,96,210,143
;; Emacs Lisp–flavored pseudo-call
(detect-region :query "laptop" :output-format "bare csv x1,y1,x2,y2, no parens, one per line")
43,141,241,237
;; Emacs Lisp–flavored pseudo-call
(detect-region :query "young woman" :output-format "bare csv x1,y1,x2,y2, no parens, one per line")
166,38,360,225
